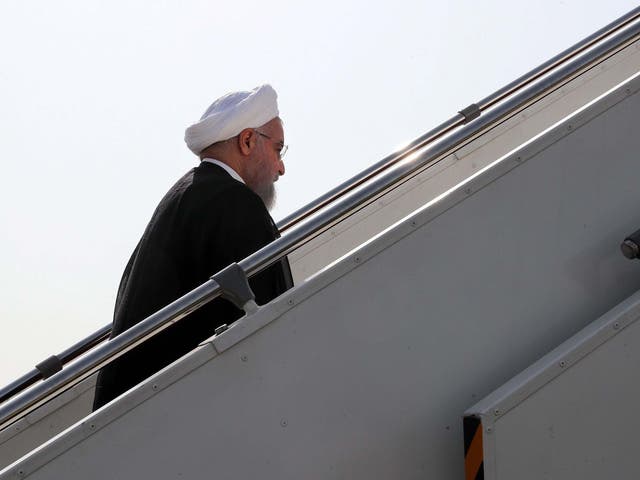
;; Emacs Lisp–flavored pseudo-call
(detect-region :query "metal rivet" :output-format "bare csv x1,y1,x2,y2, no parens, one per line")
89,423,95,429
559,361,566,368
486,427,492,433
613,322,620,330
567,125,573,131
281,419,288,427
464,188,472,195
287,299,294,306
410,220,417,227
494,408,500,416
516,156,522,162
354,256,361,263
626,88,632,95
18,470,25,477
241,355,248,362
152,384,158,390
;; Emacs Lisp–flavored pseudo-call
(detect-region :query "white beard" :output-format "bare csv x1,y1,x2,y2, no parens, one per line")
254,181,276,211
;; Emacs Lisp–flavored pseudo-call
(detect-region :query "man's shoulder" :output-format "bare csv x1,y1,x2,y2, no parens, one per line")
191,164,257,201
171,163,265,214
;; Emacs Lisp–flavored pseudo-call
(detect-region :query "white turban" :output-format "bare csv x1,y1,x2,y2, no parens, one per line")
184,84,279,155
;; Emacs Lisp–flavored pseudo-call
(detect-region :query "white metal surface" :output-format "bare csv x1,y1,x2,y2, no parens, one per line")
0,375,95,470
465,290,640,479
289,38,640,283
2,70,640,479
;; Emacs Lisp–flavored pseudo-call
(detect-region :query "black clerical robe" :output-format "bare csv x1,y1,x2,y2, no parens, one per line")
93,162,292,410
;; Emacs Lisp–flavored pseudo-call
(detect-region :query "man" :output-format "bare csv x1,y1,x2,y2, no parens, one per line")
93,84,293,411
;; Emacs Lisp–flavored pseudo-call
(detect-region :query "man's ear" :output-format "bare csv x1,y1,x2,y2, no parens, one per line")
238,129,255,156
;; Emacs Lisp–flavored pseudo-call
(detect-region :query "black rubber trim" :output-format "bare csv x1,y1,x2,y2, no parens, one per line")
459,103,481,123
35,355,63,379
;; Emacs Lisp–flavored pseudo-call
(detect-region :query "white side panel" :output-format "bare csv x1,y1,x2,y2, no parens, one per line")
0,375,95,470
3,64,640,480
465,291,640,480
288,39,640,283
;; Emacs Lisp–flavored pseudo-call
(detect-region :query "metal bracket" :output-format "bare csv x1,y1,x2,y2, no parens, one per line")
35,355,63,379
621,227,640,259
212,263,259,315
459,103,481,124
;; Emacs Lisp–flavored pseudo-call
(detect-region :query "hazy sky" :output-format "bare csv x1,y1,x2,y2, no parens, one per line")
0,0,637,388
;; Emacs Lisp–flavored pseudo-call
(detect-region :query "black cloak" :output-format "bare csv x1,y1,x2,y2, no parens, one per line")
93,162,292,410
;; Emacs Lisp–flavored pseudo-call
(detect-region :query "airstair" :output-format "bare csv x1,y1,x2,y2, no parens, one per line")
2,8,640,479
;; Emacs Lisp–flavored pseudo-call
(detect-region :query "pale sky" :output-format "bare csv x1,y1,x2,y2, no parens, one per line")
0,0,637,388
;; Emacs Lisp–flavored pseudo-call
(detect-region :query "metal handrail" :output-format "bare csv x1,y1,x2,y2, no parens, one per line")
0,326,111,404
1,7,640,431
275,6,640,233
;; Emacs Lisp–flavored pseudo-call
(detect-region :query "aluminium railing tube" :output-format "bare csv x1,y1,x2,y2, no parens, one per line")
275,116,466,232
2,7,640,432
276,5,640,233
0,372,43,408
0,326,111,404
249,16,640,281
0,281,221,432
476,5,640,112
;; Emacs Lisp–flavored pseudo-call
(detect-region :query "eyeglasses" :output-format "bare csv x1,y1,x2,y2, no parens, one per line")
254,130,288,159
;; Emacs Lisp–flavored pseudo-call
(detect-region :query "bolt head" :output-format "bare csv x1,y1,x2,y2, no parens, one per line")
621,240,639,259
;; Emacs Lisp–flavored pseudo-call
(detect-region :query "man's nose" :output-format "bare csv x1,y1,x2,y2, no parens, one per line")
278,159,285,176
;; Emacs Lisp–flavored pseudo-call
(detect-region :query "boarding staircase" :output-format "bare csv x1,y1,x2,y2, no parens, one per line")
2,8,640,479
